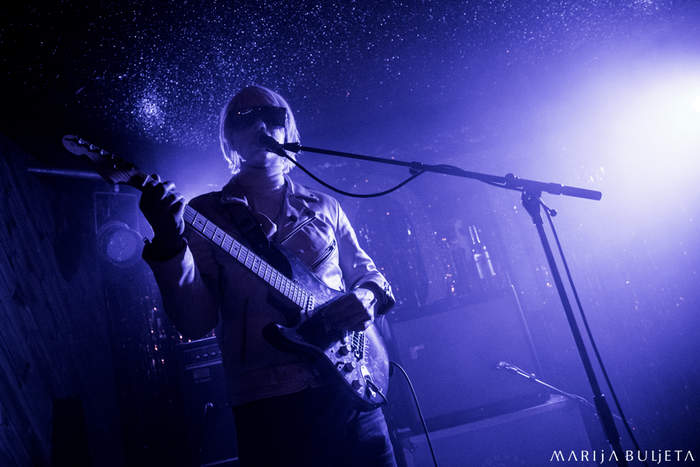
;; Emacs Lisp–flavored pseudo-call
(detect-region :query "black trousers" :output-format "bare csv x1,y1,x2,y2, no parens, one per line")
233,385,398,467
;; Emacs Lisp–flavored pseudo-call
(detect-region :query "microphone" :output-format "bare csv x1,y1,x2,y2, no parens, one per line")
496,361,520,372
258,133,285,156
496,361,537,381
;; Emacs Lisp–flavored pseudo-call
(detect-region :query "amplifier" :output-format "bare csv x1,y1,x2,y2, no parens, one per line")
402,395,595,467
386,288,546,430
177,337,238,467
180,336,224,385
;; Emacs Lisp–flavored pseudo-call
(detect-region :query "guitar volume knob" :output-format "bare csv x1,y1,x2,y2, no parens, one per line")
351,379,362,391
337,344,352,356
342,362,355,372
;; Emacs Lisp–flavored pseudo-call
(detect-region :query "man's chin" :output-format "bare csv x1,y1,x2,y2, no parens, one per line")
240,159,284,172
242,152,277,165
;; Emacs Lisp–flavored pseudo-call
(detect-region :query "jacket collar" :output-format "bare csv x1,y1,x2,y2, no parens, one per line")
220,174,319,205
284,175,319,203
219,174,321,242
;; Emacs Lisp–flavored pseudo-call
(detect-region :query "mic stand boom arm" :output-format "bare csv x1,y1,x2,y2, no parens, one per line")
282,142,627,466
282,142,602,200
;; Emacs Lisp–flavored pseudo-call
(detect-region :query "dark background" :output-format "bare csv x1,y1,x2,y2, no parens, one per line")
1,1,699,465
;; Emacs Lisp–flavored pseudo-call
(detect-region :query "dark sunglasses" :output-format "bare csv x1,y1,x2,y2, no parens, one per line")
226,106,287,131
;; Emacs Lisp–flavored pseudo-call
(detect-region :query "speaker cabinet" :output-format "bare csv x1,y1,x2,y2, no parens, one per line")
178,337,239,467
403,395,595,467
387,289,546,430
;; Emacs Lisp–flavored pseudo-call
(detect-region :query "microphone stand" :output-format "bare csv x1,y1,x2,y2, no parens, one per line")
279,142,628,467
497,361,623,421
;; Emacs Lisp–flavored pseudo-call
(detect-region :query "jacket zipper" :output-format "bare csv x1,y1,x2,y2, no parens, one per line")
310,239,336,270
278,216,316,244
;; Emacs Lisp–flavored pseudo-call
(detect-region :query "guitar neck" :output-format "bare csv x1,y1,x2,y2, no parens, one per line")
59,134,311,311
183,205,311,310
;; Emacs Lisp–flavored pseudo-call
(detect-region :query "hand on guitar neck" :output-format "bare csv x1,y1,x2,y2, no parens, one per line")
139,174,187,259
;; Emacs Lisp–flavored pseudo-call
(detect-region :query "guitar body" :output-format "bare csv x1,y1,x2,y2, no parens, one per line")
262,247,390,410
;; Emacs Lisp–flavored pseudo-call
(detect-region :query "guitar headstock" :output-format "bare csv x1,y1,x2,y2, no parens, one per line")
62,135,145,188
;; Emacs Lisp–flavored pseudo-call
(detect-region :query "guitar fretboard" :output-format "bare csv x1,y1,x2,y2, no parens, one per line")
183,205,310,309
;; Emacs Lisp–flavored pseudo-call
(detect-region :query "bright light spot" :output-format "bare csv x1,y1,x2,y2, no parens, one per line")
612,101,695,165
586,63,700,210
140,99,161,117
598,65,700,199
692,94,700,113
548,58,700,231
133,90,166,131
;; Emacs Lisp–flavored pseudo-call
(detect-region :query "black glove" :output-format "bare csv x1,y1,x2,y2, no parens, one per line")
297,287,377,348
139,174,186,258
324,287,376,332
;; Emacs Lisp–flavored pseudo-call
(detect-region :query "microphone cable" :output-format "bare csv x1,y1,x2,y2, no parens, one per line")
540,201,648,467
389,361,439,467
275,145,426,198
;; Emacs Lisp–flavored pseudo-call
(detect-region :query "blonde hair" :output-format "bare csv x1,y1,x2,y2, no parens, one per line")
219,85,301,175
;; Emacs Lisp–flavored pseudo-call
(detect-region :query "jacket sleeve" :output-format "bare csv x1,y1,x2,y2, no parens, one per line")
142,202,221,339
334,200,396,315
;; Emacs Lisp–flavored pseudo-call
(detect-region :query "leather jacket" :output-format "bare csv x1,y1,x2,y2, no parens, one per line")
144,175,395,406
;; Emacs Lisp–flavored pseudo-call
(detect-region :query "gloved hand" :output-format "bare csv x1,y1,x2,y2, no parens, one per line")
323,287,377,332
139,174,186,257
296,287,378,347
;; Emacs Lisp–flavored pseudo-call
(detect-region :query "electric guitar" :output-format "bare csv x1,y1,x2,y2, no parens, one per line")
62,135,389,409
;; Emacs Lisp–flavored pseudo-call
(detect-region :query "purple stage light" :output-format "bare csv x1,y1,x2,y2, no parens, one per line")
97,221,143,267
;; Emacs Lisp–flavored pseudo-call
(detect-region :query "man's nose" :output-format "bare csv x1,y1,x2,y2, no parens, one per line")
252,118,269,134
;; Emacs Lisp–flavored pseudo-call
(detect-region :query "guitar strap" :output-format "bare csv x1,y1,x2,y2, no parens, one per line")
225,203,293,279
225,203,300,326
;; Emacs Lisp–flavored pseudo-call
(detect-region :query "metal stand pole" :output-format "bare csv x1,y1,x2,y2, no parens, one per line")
521,191,627,467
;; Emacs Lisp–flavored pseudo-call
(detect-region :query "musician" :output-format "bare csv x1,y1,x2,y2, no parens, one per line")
139,85,397,466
